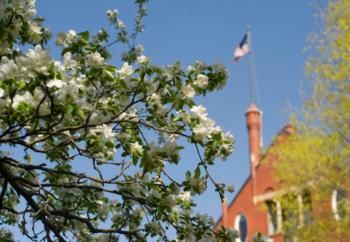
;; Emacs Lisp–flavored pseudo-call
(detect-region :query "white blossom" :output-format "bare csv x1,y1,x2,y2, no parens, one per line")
136,55,149,64
91,124,116,140
111,207,123,224
117,19,125,29
67,30,77,40
29,22,41,35
145,79,157,94
96,200,104,206
106,149,116,159
0,88,4,98
192,124,209,140
147,93,161,106
63,52,78,73
178,191,191,201
54,61,65,72
181,85,195,98
162,141,178,155
16,45,52,79
26,8,37,17
187,65,195,72
135,44,144,53
107,9,118,16
168,134,178,143
194,118,216,141
86,52,104,67
130,142,143,155
117,108,139,122
194,74,209,88
76,74,87,85
156,105,168,116
106,9,118,21
118,63,134,78
190,105,207,119
47,79,66,89
190,105,219,141
56,32,66,46
55,82,81,104
33,89,50,115
0,56,17,80
12,92,33,108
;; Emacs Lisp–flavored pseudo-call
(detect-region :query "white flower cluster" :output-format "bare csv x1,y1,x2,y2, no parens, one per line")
193,74,209,88
18,45,52,77
47,79,66,89
189,105,234,159
145,91,168,116
106,9,119,23
136,55,150,65
147,141,179,163
119,173,148,197
117,107,139,122
12,92,33,109
181,74,209,99
0,0,45,48
147,93,161,106
187,61,206,73
130,142,143,156
181,85,195,98
89,124,117,159
117,19,126,29
191,105,217,141
178,191,191,201
86,52,104,67
0,45,52,83
63,52,79,74
56,30,78,47
91,124,116,140
118,63,134,79
0,45,88,115
0,56,17,80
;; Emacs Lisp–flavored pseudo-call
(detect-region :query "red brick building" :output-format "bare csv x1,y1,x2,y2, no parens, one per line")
215,104,297,242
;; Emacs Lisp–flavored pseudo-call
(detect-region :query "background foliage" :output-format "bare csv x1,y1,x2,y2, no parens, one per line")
272,0,350,240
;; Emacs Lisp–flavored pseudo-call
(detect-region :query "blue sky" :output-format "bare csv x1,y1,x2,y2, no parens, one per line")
14,0,327,240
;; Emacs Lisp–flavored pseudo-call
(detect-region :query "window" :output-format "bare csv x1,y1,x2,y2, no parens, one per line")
234,213,248,242
332,189,348,220
281,193,299,241
280,191,313,241
266,200,278,235
260,190,313,240
301,190,312,225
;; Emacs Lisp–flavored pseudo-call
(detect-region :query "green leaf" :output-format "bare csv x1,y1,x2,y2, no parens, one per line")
105,140,114,148
66,104,73,115
194,167,201,179
79,31,89,41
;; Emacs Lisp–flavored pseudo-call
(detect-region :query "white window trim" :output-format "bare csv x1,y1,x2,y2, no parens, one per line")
332,190,341,221
297,194,304,227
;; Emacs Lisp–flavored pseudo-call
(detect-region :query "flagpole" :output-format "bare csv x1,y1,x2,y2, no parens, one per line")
246,26,263,146
246,26,256,106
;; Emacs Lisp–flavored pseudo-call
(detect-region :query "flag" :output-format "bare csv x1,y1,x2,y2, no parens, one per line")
234,33,250,62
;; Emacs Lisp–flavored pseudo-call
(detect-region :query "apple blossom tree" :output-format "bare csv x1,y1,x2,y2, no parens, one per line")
0,0,237,241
